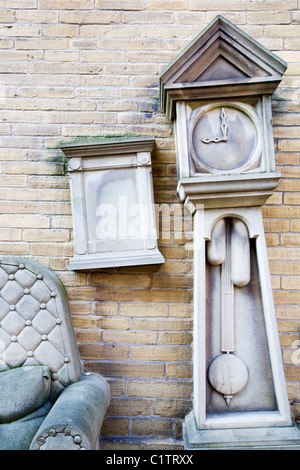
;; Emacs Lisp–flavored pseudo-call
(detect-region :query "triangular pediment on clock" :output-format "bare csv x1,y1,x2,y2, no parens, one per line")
193,56,248,82
160,15,287,120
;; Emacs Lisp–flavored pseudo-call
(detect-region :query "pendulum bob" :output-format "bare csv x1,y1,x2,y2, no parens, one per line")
208,353,249,406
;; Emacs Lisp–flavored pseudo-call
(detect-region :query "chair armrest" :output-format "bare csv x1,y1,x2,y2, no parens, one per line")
30,373,110,450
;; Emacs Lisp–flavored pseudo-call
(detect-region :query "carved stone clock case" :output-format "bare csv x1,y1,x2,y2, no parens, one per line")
176,95,298,446
160,16,300,449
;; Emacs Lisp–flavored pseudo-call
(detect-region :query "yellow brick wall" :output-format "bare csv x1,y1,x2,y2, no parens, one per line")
0,0,299,449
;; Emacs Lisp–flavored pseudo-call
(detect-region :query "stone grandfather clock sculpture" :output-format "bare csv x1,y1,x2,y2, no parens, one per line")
160,16,300,449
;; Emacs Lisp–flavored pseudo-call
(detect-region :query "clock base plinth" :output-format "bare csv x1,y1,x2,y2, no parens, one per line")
183,411,300,450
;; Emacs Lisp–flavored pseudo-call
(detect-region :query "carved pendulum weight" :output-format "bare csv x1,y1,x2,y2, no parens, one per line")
207,218,250,406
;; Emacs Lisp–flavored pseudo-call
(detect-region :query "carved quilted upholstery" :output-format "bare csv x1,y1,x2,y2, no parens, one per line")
0,258,83,402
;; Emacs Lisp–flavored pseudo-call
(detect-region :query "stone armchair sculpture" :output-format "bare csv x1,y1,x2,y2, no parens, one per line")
0,257,110,450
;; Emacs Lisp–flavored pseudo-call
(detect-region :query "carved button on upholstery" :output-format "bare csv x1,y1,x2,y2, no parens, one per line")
37,437,46,446
73,435,82,445
11,336,17,342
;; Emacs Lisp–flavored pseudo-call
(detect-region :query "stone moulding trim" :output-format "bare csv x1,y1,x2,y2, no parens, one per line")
177,172,281,211
61,135,156,158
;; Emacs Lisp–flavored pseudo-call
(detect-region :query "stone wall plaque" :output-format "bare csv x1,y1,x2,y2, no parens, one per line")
62,136,164,270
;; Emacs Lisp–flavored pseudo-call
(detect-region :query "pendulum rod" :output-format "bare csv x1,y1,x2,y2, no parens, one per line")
221,221,234,353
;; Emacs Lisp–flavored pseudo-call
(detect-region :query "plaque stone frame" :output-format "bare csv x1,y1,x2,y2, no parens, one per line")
62,136,164,271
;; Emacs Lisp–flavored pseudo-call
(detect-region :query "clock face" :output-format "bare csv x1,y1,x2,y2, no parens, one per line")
190,103,262,174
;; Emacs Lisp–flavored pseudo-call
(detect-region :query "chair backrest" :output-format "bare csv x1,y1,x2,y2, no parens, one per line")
0,257,83,402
